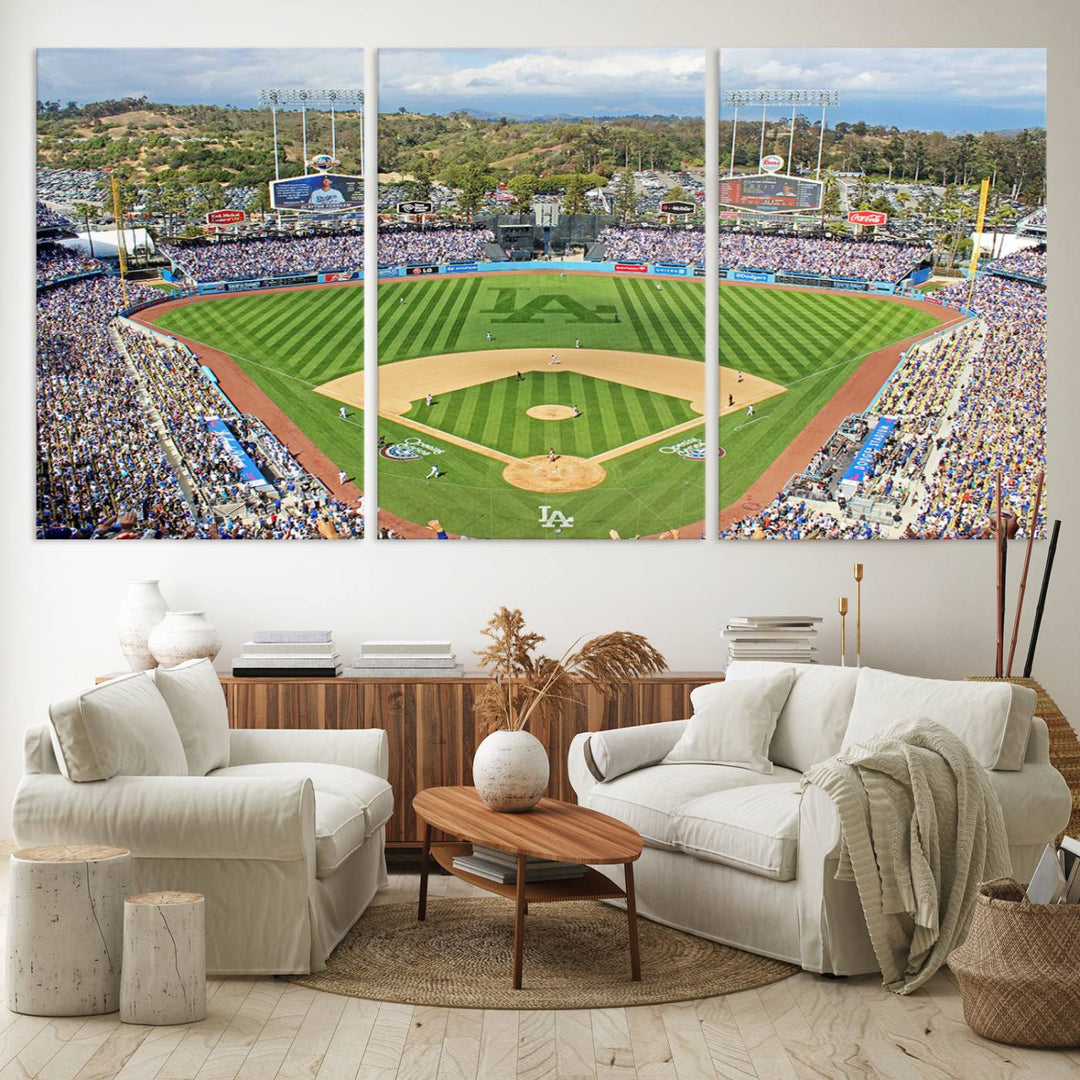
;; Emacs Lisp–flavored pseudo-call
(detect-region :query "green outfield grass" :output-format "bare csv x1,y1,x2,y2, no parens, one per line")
155,284,366,485
149,273,943,539
718,284,940,508
377,273,703,362
405,371,697,460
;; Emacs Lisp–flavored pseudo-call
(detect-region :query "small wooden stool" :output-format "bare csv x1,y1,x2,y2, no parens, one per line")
7,844,132,1015
120,891,207,1025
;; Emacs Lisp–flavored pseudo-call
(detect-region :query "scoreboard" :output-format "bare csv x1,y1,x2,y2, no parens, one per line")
720,174,823,213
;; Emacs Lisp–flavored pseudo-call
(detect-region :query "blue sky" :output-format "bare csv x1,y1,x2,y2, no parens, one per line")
37,47,1046,131
722,49,1046,132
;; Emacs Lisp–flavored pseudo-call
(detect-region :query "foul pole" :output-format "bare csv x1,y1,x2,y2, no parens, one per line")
110,175,128,308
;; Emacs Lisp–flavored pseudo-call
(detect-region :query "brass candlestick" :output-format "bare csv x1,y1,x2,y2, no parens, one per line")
838,596,849,667
853,563,864,667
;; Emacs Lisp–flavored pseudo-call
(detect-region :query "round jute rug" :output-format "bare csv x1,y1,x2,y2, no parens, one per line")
287,898,797,1009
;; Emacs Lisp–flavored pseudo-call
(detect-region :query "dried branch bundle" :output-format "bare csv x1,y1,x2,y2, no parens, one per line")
474,607,666,734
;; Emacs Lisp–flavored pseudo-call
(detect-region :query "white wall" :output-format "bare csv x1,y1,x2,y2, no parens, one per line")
4,0,1077,835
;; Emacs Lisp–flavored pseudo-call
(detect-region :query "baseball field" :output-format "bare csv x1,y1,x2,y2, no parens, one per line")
149,272,944,539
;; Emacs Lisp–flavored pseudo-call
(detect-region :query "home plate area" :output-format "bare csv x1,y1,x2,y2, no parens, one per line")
317,348,779,494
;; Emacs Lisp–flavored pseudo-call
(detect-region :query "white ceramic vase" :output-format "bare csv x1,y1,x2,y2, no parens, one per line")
148,611,222,670
116,580,169,672
472,729,550,812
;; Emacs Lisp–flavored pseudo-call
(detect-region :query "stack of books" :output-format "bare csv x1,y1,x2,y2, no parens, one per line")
232,631,341,678
344,641,464,679
451,844,587,885
1027,836,1080,904
723,616,822,665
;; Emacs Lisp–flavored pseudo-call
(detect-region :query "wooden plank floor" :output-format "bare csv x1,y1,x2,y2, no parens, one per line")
1,853,1077,1080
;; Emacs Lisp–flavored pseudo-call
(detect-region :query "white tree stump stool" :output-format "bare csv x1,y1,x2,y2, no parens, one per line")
120,891,207,1026
7,844,132,1015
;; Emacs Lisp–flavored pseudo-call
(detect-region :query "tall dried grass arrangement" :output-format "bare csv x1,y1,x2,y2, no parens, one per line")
475,607,666,734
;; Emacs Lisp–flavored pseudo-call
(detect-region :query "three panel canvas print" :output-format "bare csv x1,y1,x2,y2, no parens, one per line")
35,47,1046,540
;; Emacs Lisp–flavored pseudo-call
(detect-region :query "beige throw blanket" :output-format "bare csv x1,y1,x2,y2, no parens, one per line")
803,718,1011,994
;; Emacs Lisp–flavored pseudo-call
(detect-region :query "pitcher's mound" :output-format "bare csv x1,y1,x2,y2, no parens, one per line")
527,404,576,420
503,456,606,493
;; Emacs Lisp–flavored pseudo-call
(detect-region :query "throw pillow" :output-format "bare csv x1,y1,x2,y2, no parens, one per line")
150,658,231,775
663,670,796,774
842,668,1036,771
49,672,188,781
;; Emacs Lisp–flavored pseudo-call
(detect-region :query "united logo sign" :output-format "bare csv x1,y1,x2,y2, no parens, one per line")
658,437,723,460
380,437,444,460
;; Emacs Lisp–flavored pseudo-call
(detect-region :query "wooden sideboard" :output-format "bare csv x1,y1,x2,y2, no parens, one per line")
220,672,721,848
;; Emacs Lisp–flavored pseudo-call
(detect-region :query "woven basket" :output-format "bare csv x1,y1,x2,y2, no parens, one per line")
949,879,1080,1048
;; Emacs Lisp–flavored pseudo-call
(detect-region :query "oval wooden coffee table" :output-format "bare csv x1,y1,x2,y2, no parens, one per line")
413,786,643,990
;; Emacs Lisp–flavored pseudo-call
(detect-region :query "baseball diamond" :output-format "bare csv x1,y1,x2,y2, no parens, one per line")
141,271,960,539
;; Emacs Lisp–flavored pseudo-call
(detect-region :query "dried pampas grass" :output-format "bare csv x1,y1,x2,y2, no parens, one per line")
475,607,666,734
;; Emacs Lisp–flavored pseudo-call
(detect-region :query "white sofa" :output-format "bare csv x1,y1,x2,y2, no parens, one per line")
12,661,392,975
568,663,1072,976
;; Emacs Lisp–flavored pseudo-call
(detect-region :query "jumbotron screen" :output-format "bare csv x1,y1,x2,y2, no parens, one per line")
269,173,363,212
720,174,823,213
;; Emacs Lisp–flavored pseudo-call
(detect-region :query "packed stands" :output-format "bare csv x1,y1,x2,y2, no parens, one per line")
36,243,107,286
378,225,495,266
36,201,73,231
597,226,704,265
160,232,364,283
986,247,1046,282
719,233,930,282
36,276,365,539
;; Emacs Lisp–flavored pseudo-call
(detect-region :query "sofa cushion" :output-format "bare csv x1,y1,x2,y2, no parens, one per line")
725,661,859,772
663,671,795,774
210,762,394,838
677,783,802,881
583,762,802,852
150,659,230,776
49,672,187,782
843,669,1036,771
311,792,369,878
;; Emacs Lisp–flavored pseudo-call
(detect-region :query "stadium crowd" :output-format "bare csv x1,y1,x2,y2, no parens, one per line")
598,226,704,265
378,225,495,266
1021,207,1047,230
907,274,1046,539
723,270,1046,540
161,233,364,283
36,276,366,539
36,201,72,230
36,276,197,539
987,247,1046,282
36,242,107,286
719,233,930,282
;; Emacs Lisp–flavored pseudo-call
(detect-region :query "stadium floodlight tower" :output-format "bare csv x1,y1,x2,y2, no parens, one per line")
257,88,365,181
723,89,840,178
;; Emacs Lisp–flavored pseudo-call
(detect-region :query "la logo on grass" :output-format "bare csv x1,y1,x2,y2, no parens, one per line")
538,506,574,529
484,289,615,324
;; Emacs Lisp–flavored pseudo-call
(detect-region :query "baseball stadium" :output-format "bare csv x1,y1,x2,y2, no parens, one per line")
33,48,1046,541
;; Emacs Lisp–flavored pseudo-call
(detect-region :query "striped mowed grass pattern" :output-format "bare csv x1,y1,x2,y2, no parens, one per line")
406,372,698,460
377,274,703,363
155,284,367,486
718,283,940,508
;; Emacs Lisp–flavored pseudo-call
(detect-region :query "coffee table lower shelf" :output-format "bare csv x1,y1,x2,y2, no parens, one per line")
430,842,627,903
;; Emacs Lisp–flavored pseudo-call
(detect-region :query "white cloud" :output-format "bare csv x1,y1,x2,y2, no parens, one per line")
382,49,704,101
721,48,1045,105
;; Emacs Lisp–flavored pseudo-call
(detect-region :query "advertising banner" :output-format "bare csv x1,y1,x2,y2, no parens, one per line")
269,173,363,211
206,209,246,226
652,263,688,276
445,262,478,274
730,269,774,283
205,419,269,485
848,209,888,226
614,262,648,273
842,417,898,484
406,264,440,276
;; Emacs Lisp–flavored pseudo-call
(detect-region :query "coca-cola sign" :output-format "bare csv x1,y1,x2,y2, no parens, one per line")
848,209,888,226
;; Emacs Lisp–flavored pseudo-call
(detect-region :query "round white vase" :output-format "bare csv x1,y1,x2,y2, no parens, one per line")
472,729,550,812
116,580,169,672
148,611,222,670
